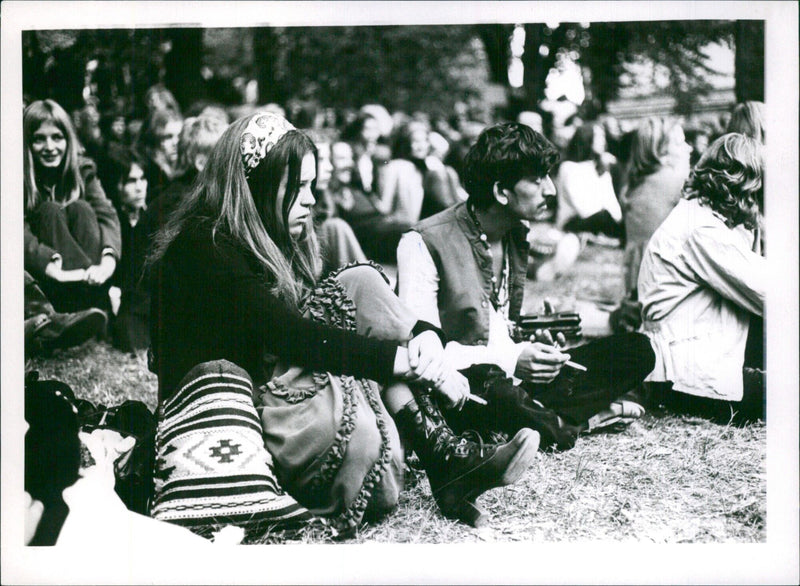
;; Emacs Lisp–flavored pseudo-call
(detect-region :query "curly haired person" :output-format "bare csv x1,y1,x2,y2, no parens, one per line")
638,133,766,423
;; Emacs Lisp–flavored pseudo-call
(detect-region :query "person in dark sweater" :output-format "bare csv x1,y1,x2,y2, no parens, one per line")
147,112,539,535
105,150,152,352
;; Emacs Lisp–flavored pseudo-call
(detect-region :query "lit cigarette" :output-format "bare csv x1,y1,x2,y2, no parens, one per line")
565,360,587,372
467,394,488,405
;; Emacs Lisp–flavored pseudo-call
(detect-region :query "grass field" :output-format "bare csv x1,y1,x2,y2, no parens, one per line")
25,242,766,544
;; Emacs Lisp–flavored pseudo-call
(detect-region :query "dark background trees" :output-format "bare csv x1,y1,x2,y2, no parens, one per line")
22,20,761,121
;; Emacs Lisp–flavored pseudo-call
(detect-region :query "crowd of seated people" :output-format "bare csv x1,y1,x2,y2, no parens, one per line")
23,88,766,544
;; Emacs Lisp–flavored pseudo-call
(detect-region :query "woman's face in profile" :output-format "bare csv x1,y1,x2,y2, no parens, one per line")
666,125,692,175
315,143,333,191
285,152,317,239
157,120,183,166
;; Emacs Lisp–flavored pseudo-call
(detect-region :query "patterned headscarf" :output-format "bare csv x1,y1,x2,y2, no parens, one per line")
240,112,296,176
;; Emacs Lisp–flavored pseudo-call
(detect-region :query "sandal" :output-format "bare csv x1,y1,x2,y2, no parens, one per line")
585,400,645,433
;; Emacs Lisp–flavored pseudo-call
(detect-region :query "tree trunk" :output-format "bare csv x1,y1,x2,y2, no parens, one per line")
164,28,205,111
253,27,288,105
522,23,551,110
734,21,765,103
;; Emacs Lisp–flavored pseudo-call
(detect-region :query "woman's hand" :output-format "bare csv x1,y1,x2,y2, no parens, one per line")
406,329,443,373
24,491,44,545
392,340,471,410
84,255,116,286
514,341,569,384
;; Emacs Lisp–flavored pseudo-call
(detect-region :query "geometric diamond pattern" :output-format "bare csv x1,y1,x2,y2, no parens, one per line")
209,439,242,463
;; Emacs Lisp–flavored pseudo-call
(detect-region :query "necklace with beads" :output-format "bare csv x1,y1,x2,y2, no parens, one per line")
467,203,510,316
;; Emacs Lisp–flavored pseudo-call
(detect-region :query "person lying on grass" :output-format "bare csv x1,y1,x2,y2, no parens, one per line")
396,122,656,449
147,112,539,539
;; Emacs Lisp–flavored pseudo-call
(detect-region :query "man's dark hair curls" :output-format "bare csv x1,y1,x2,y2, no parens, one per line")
462,122,560,209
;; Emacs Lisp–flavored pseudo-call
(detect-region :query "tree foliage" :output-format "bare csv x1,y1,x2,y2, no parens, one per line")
480,20,739,117
266,25,490,116
22,20,755,124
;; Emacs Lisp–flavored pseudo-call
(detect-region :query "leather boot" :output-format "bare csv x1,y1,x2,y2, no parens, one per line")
447,365,580,451
394,391,539,527
31,308,108,354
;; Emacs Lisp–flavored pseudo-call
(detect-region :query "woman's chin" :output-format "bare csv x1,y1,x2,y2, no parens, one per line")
37,159,62,169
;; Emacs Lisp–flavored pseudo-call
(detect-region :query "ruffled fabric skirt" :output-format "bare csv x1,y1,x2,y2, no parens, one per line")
256,263,416,534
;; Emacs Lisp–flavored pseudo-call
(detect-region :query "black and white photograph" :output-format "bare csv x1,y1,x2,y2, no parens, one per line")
2,2,798,584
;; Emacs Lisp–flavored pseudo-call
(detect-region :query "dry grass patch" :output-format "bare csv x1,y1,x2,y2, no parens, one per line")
25,242,766,544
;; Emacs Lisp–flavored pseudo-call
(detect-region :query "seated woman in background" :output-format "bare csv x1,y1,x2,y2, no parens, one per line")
638,133,765,424
23,99,121,315
342,110,385,197
372,120,428,224
105,151,151,352
145,114,229,235
554,121,624,242
147,112,539,539
611,118,692,333
621,118,693,298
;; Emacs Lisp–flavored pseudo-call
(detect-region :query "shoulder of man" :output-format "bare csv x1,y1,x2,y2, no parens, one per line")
413,201,466,232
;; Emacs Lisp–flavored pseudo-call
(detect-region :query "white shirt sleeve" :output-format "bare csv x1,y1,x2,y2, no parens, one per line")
398,231,529,377
396,231,442,326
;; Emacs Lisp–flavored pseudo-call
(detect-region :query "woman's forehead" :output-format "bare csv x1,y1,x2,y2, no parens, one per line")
33,121,63,135
300,152,317,179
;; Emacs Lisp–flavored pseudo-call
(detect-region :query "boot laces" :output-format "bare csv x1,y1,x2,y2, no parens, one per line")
440,429,487,461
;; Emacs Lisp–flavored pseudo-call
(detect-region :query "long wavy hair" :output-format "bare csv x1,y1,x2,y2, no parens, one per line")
148,115,320,309
23,100,84,213
626,117,683,190
683,133,763,230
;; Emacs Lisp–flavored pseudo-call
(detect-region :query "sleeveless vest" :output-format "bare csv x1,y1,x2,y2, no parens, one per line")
411,202,529,345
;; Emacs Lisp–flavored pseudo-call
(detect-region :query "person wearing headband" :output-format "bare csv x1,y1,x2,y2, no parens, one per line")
147,112,540,538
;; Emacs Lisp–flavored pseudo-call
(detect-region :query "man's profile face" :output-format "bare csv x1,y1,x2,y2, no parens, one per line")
504,174,557,221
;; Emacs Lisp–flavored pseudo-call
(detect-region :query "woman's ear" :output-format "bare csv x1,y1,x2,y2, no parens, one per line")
493,182,509,206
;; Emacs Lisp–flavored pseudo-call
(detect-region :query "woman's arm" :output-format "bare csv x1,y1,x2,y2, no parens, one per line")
186,231,401,383
24,219,58,278
82,171,122,260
